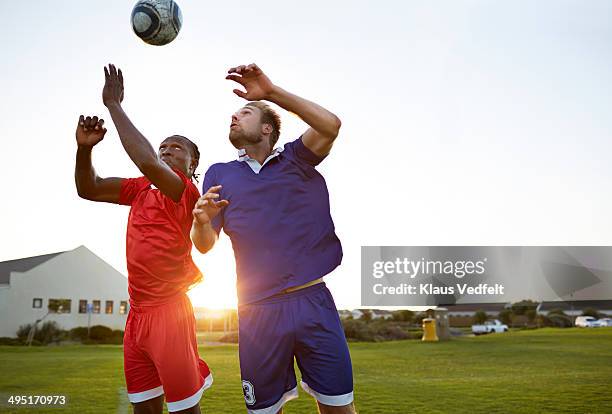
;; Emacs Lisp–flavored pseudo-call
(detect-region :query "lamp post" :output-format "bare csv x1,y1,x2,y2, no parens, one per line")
87,303,93,339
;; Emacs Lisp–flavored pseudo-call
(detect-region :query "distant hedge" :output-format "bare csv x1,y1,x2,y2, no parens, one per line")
219,331,239,343
71,325,123,344
342,319,414,342
536,313,573,328
11,324,123,345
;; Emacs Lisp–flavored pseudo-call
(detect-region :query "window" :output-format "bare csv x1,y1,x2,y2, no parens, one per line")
32,298,42,308
92,300,101,314
79,300,88,314
119,301,128,315
48,299,71,314
105,301,114,314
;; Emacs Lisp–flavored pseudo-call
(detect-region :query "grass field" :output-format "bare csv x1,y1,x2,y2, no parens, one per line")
1,328,611,413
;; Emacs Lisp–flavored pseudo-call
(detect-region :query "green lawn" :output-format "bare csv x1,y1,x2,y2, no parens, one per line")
1,328,611,413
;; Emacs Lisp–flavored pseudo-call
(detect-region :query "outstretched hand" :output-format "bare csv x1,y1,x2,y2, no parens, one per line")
193,185,229,225
226,63,275,101
103,64,124,107
76,115,107,147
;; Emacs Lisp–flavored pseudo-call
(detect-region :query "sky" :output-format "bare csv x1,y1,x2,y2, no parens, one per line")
1,1,611,309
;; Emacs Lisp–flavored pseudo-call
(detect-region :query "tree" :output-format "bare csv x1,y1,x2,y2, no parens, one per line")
525,309,537,323
511,299,538,316
16,321,64,345
414,312,427,326
359,310,372,322
548,314,573,328
392,310,414,323
582,308,601,318
547,308,566,316
498,309,513,326
473,310,487,325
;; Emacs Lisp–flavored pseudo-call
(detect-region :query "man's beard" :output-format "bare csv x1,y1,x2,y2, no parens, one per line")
229,128,263,148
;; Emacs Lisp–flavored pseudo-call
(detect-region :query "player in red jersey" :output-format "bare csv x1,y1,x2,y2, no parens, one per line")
74,64,212,414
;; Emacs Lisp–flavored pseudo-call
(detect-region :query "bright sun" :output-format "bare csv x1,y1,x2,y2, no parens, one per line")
188,235,238,309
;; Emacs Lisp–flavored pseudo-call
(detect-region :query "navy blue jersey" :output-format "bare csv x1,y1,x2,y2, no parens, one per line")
202,137,343,304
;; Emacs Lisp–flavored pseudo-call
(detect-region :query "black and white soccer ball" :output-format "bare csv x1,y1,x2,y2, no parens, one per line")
131,0,183,46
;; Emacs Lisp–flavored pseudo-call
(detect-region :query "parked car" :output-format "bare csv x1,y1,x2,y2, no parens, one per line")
595,318,612,327
575,316,598,327
472,320,509,335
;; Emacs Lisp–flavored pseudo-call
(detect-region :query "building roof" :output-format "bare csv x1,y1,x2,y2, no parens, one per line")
0,251,64,284
538,300,612,311
444,303,510,313
371,310,393,315
443,300,612,313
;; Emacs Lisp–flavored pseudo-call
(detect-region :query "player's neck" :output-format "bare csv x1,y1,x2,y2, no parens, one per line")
242,142,273,165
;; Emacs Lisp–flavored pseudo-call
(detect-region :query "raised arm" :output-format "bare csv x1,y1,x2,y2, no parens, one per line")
191,185,228,253
103,64,185,202
226,63,341,157
74,115,123,203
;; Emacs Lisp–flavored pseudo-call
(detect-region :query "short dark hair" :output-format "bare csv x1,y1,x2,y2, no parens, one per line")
246,101,282,148
166,135,200,181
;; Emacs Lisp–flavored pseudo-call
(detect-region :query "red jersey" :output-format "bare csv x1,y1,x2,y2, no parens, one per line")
119,169,201,306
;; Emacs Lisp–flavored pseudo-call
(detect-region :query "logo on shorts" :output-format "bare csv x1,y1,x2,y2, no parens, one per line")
242,380,256,405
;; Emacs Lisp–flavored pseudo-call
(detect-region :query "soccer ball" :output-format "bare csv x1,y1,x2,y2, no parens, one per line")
131,0,183,46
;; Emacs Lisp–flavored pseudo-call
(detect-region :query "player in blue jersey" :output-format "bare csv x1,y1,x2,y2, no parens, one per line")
191,63,354,414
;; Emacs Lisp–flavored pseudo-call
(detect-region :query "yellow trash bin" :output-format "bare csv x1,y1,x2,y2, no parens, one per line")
422,318,439,342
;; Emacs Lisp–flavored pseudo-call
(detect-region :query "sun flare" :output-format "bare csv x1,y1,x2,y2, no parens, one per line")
188,235,238,309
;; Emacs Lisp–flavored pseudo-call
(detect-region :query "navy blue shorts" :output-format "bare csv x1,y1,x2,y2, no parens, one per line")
238,283,353,413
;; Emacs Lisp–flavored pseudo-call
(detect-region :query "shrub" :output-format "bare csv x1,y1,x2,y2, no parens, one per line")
547,308,566,316
0,337,24,345
369,321,410,341
359,310,372,322
68,326,123,344
582,308,601,319
406,329,425,339
511,300,538,316
535,314,549,327
547,314,573,328
414,312,427,326
16,321,65,345
473,310,488,325
392,310,414,323
105,329,124,345
38,321,65,344
536,314,573,328
88,325,113,341
16,324,32,342
219,331,239,343
525,309,537,322
498,309,513,326
342,319,411,342
70,327,89,341
342,319,375,341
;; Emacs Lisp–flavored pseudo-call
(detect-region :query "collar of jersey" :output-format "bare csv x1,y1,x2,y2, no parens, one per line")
237,147,284,174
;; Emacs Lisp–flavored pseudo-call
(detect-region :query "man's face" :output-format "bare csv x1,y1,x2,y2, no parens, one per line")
158,136,194,176
229,106,263,148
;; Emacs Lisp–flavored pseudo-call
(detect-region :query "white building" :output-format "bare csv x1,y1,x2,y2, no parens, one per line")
341,309,395,320
0,246,129,337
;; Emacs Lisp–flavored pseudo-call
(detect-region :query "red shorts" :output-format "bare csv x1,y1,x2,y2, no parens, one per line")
123,294,213,412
